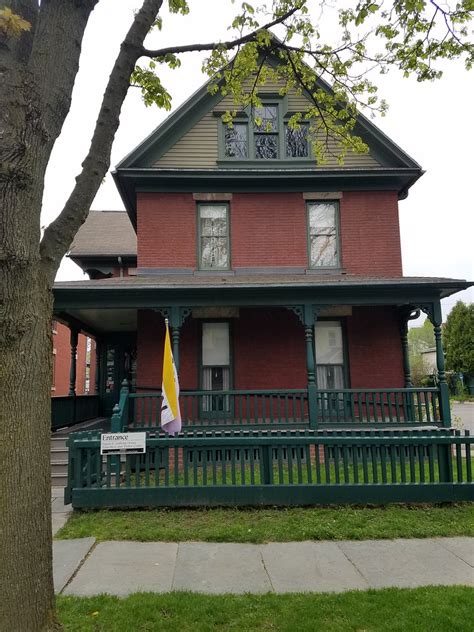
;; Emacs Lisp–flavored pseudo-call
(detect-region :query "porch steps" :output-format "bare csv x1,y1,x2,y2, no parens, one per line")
51,436,69,487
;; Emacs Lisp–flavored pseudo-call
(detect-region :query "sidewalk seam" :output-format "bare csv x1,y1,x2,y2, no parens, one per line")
435,538,474,568
335,543,371,588
170,542,179,591
259,546,275,593
59,539,98,595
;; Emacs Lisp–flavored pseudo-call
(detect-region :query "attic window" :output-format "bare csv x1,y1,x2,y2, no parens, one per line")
224,124,248,158
285,124,309,157
254,105,278,159
220,97,312,162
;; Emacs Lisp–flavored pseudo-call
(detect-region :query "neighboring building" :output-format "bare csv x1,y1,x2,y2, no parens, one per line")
53,57,471,422
52,321,93,396
420,347,437,374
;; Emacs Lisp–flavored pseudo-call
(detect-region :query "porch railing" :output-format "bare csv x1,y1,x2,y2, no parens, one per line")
315,388,441,426
51,394,99,432
130,389,309,429
65,428,473,508
110,385,444,431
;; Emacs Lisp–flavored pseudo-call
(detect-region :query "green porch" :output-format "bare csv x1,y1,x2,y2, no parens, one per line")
52,274,467,432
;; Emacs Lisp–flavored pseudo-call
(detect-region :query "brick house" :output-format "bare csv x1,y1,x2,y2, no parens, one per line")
53,64,471,429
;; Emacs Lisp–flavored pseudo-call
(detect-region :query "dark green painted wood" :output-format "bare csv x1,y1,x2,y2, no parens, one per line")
71,482,474,508
51,395,99,431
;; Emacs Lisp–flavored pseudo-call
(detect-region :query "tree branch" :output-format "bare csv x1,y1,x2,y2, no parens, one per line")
142,5,300,58
28,0,99,155
40,0,164,282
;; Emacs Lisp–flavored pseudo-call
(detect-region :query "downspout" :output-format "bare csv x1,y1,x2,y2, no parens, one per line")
118,256,124,278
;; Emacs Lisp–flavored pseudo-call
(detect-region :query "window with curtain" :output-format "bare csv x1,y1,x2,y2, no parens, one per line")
202,322,231,412
307,201,340,268
198,204,230,270
315,321,345,390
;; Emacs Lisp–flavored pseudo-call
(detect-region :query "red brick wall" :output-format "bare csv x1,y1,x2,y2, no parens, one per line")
137,192,196,269
136,191,402,275
233,308,306,389
231,194,307,268
346,306,404,388
340,191,402,276
136,307,404,391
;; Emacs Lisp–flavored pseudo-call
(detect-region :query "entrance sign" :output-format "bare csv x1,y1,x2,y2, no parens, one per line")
100,432,146,455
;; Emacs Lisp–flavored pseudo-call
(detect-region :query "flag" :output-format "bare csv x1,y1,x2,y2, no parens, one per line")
161,321,181,435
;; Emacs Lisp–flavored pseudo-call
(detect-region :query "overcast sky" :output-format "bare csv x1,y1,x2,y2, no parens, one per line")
43,0,473,321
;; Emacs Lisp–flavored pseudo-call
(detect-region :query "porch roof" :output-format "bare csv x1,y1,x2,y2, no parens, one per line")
53,273,471,316
54,273,470,292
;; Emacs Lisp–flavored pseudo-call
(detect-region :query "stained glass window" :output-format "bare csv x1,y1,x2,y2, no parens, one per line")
308,202,339,267
199,204,229,269
254,105,278,159
224,124,248,158
285,124,309,157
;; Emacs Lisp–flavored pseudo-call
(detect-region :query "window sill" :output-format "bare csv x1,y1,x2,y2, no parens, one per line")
305,268,346,275
216,159,317,168
195,269,235,276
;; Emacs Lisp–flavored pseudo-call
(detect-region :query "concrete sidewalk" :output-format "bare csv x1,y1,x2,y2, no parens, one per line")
51,487,71,536
53,537,474,596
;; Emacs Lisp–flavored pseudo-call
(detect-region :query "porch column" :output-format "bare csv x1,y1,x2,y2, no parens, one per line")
94,339,101,395
303,305,318,428
430,301,451,428
399,310,413,388
68,327,79,397
169,306,181,373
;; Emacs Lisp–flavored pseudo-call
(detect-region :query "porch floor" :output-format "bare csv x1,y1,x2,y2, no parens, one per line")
52,417,111,436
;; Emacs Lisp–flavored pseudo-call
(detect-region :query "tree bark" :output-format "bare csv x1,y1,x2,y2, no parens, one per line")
0,1,162,629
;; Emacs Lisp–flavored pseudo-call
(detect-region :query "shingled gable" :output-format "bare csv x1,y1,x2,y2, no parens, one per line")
113,56,422,227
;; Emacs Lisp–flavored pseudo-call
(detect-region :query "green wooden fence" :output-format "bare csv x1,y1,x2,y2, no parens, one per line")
65,428,473,507
123,386,442,430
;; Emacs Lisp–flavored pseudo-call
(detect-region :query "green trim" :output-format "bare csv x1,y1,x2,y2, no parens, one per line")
196,201,231,271
53,285,467,314
306,200,341,270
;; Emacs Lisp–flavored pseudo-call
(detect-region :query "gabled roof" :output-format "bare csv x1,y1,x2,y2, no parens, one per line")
68,211,137,259
113,52,423,226
116,57,420,172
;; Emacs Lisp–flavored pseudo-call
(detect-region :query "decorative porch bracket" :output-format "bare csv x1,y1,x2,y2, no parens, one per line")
154,307,192,373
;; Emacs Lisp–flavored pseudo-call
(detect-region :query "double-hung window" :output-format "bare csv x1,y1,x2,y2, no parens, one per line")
201,322,231,413
254,105,279,159
198,203,230,270
307,201,340,268
315,321,345,390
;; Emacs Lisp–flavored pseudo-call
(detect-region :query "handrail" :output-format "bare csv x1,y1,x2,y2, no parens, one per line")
111,380,130,432
130,387,438,397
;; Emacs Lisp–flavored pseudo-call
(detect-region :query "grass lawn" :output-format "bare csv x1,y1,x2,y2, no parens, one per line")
58,586,474,631
56,503,474,543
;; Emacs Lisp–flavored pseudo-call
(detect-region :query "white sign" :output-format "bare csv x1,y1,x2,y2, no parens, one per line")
100,432,146,455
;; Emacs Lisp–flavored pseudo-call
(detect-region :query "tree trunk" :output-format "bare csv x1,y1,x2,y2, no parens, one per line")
0,269,59,631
